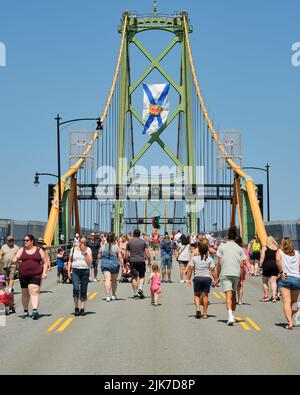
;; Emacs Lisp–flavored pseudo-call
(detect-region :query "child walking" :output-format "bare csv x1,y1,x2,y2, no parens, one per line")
149,264,161,306
57,248,65,283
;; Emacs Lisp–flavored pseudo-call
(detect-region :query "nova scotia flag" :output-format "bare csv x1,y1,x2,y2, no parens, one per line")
142,83,170,135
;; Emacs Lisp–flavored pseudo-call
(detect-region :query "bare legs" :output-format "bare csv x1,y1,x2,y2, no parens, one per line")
194,292,209,317
21,285,40,312
104,271,118,298
280,288,300,328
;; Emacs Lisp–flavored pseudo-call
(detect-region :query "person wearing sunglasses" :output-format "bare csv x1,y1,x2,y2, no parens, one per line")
12,235,48,320
68,237,93,316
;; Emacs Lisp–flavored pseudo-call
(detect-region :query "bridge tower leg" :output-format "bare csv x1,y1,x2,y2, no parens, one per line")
240,183,256,244
114,15,129,237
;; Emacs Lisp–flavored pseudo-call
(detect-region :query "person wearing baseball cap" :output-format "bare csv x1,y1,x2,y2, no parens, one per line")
0,236,19,287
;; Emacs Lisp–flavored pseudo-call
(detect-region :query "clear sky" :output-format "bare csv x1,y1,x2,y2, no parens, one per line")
0,0,299,222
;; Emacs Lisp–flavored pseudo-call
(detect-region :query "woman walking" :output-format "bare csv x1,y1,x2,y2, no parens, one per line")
68,237,93,316
12,235,48,320
176,234,191,283
276,238,300,330
100,234,121,302
236,236,252,305
248,234,261,276
259,236,279,302
186,243,218,319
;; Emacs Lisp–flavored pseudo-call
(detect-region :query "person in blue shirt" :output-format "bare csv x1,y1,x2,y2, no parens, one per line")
57,248,65,284
160,235,175,283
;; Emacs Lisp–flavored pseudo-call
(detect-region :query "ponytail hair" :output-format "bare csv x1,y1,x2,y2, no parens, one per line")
198,243,209,261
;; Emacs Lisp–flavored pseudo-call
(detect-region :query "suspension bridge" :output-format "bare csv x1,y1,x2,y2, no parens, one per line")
1,5,300,377
40,6,267,246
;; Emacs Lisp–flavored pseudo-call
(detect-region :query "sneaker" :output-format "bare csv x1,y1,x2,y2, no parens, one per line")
196,311,201,319
111,295,117,301
168,279,173,283
180,280,185,284
80,309,86,316
138,289,145,299
32,310,40,321
106,297,111,302
151,300,155,305
272,297,277,303
74,308,80,317
133,295,139,299
93,278,98,282
227,319,234,326
22,312,30,320
261,296,270,302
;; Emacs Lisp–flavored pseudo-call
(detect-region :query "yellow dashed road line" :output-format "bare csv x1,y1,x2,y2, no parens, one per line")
245,317,262,331
56,317,74,333
212,292,222,300
236,317,251,331
48,318,64,333
89,292,98,300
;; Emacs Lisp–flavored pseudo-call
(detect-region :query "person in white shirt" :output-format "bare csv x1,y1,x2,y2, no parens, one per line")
176,234,191,283
276,237,300,330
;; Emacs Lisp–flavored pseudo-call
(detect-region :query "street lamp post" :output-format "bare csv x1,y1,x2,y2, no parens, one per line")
242,163,271,222
55,114,103,244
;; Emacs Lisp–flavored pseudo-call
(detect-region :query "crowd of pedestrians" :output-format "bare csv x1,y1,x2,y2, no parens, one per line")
0,226,299,330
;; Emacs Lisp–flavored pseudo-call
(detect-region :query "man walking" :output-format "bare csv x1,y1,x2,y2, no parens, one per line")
0,236,19,289
216,226,246,326
126,229,152,299
160,235,175,283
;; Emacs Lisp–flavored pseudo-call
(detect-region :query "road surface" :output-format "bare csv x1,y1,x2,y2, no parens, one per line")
0,261,299,375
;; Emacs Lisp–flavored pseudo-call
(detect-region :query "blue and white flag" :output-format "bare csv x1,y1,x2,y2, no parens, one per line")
142,83,170,135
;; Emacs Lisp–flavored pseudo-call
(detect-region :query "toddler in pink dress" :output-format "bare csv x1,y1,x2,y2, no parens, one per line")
149,263,161,306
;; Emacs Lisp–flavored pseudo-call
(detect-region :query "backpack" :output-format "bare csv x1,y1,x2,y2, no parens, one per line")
252,240,261,253
163,241,172,253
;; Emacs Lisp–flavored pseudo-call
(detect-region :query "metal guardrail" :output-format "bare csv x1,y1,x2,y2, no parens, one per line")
45,243,72,267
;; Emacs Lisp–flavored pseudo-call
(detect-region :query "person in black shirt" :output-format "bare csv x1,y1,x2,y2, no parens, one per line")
87,233,101,282
126,229,152,299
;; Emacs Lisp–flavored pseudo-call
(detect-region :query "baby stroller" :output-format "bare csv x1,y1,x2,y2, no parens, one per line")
0,291,16,316
120,261,132,283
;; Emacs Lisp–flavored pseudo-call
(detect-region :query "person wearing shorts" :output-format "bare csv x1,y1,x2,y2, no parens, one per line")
276,238,300,330
12,235,48,320
126,229,152,299
160,235,175,283
152,229,161,261
176,234,191,283
87,233,101,282
217,226,246,326
187,243,218,319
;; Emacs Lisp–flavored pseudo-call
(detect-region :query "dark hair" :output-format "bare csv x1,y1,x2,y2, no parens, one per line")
106,233,116,257
25,235,36,245
198,243,209,261
133,229,141,238
180,234,189,246
236,236,243,248
227,226,238,241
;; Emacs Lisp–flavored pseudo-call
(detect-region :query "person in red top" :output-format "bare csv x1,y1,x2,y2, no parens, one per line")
152,229,161,261
12,235,48,320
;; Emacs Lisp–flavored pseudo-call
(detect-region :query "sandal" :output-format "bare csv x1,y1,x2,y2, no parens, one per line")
285,325,293,331
202,314,208,319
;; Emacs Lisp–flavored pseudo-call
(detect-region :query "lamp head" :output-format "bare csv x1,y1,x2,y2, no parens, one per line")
34,173,40,187
96,119,103,131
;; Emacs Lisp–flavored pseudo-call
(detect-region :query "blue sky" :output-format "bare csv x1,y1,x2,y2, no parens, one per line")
0,0,299,222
